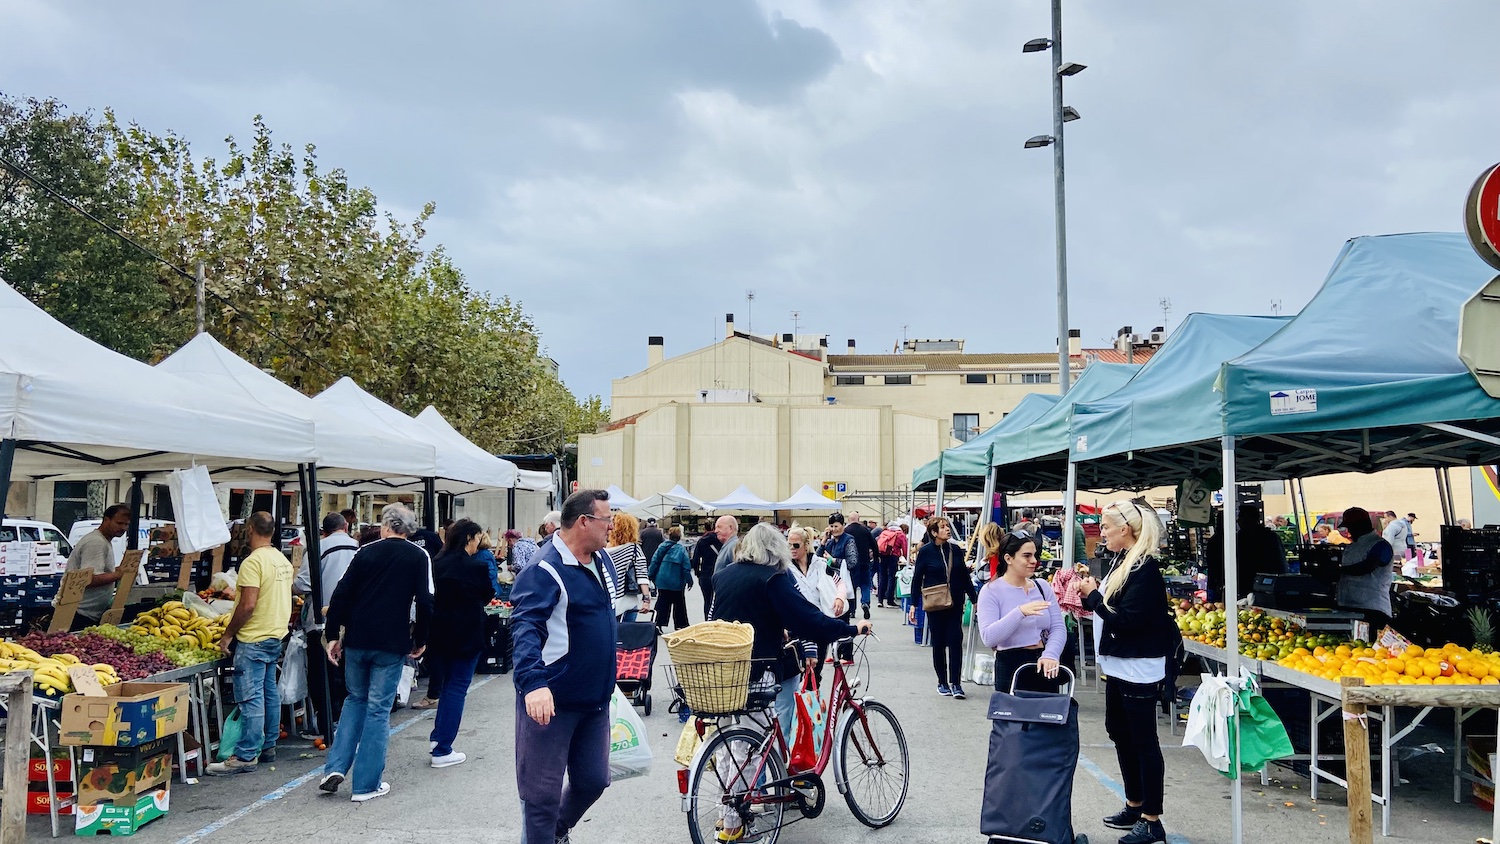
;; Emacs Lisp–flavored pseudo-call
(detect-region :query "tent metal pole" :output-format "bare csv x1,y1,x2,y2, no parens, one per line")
298,463,334,742
272,480,286,543
1296,477,1314,544
1062,463,1077,570
507,487,517,530
979,467,998,530
0,439,15,526
1222,434,1243,844
423,478,437,532
1443,466,1457,526
126,474,145,551
934,474,946,520
1435,468,1452,526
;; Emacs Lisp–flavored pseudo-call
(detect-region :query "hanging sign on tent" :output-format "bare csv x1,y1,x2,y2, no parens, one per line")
1465,162,1500,271
1268,389,1317,416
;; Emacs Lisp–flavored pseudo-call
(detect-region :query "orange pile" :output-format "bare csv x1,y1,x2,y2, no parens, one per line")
1276,643,1500,686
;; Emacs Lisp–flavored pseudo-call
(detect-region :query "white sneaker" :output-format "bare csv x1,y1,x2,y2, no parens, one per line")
431,751,466,768
350,782,391,802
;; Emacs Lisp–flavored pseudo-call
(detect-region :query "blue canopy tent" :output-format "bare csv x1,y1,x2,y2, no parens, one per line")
911,392,1060,492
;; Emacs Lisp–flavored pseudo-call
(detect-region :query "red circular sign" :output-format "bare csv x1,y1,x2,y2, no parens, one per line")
1465,163,1500,270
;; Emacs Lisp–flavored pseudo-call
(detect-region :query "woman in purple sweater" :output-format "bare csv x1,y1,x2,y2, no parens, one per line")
977,532,1067,693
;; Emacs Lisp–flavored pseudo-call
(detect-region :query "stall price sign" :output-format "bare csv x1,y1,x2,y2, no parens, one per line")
98,551,142,626
47,570,97,633
176,552,201,592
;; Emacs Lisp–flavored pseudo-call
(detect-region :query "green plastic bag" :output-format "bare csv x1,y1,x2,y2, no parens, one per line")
1225,685,1294,776
962,598,974,628
216,706,243,762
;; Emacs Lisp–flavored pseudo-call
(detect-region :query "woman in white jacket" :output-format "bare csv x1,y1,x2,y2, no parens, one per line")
787,524,850,689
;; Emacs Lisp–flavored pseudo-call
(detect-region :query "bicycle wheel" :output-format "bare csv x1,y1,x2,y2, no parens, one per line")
687,727,787,844
835,699,909,827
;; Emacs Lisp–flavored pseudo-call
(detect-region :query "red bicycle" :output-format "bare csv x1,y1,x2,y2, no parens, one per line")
668,635,909,844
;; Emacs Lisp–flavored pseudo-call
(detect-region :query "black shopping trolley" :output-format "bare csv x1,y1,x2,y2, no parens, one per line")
980,665,1087,844
616,621,659,715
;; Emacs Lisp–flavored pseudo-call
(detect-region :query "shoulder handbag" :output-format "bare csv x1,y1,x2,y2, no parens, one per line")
921,545,955,612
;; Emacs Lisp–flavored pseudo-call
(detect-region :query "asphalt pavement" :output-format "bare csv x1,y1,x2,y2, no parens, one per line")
36,600,1498,844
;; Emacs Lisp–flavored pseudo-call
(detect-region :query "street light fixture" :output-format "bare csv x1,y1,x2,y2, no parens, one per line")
1022,0,1084,397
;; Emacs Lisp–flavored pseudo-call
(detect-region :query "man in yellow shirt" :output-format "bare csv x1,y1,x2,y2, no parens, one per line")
208,511,293,776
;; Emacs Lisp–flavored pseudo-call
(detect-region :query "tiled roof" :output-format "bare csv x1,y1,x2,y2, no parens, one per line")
827,352,1057,371
1077,347,1158,364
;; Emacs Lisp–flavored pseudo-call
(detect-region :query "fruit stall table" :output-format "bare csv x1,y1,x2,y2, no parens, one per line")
25,658,225,837
1258,658,1499,837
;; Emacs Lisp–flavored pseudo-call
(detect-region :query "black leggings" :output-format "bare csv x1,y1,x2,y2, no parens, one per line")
1105,677,1165,816
928,609,964,686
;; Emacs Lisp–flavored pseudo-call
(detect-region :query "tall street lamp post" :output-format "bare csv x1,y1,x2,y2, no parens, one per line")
1023,0,1085,395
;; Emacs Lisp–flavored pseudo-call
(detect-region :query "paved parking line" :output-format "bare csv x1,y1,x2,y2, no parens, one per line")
1078,752,1194,844
174,674,501,844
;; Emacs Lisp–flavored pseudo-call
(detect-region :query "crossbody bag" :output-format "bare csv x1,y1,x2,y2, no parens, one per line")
921,545,956,612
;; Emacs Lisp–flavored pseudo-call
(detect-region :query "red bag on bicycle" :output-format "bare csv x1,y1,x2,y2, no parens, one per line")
790,668,826,772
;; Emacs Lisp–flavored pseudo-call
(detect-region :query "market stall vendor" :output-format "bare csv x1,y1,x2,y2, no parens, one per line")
1203,503,1287,601
63,504,131,630
1334,506,1396,629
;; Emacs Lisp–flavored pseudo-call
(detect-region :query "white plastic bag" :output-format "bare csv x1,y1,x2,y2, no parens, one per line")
1182,674,1236,773
395,661,417,707
608,686,654,781
278,631,309,703
167,466,231,553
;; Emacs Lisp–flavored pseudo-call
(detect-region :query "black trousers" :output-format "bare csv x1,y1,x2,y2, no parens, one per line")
306,629,346,734
655,589,690,630
1104,677,1165,816
877,557,898,604
694,566,715,618
928,608,964,686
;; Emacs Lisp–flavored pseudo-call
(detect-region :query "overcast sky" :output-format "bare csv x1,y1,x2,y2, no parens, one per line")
4,1,1498,402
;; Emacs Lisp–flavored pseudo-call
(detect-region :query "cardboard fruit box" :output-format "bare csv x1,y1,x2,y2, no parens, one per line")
27,787,75,815
74,787,168,837
76,740,173,805
59,683,189,747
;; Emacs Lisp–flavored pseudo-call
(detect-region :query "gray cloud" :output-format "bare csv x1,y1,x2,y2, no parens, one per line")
2,0,1497,398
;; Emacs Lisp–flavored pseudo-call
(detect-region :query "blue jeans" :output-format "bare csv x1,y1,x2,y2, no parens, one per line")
773,677,798,740
232,638,283,762
428,651,480,756
324,648,405,794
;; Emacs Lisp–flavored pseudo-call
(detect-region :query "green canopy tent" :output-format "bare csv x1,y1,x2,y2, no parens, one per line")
1066,232,1500,842
911,392,1060,492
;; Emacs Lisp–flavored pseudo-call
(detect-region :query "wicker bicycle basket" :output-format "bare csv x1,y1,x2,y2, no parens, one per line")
663,621,756,713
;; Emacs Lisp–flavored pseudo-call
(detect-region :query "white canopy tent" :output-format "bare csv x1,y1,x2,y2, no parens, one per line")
156,334,437,485
604,485,640,508
705,484,776,511
410,406,530,490
624,485,711,520
0,279,318,480
773,484,842,512
314,378,517,493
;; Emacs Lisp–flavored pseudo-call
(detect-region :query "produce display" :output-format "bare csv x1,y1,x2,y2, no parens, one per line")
126,601,227,651
88,625,222,668
1174,600,1500,686
0,632,175,697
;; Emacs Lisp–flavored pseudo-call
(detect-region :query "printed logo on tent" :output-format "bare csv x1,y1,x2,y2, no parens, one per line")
1269,389,1317,416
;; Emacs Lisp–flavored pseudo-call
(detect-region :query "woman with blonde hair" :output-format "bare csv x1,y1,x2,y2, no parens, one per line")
975,521,1005,583
606,512,653,622
786,524,850,688
1078,500,1179,844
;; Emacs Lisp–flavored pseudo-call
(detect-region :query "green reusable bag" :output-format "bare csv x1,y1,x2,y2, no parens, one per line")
962,598,974,628
216,706,244,762
1225,683,1294,776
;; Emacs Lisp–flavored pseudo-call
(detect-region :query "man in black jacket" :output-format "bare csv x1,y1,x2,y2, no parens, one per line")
1203,504,1287,601
318,504,434,802
691,517,732,618
842,511,878,619
639,518,666,562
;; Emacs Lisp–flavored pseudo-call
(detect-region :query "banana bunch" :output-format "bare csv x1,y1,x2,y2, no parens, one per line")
0,645,119,696
129,600,226,649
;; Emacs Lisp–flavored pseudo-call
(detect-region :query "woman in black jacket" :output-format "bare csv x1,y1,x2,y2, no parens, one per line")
426,519,496,769
909,516,978,699
1078,500,1180,844
711,523,873,739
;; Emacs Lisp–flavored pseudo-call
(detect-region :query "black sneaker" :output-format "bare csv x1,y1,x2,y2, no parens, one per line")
862,604,871,620
937,684,952,697
1117,819,1165,844
951,685,966,700
1102,806,1142,830
258,747,276,764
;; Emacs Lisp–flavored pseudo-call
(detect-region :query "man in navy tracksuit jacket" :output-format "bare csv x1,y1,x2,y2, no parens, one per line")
511,489,619,844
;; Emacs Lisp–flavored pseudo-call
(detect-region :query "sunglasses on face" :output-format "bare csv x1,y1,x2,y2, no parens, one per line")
789,542,803,548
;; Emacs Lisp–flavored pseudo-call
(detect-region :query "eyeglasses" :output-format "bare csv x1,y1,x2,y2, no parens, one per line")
582,513,615,525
